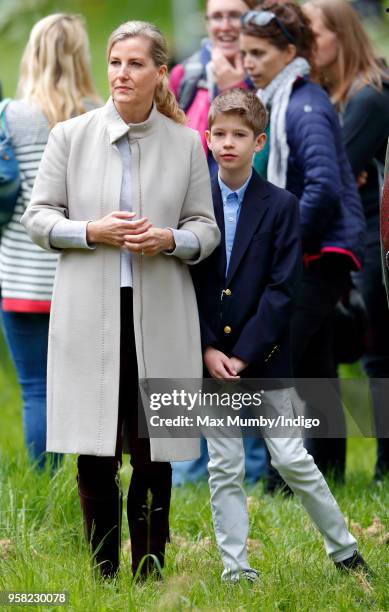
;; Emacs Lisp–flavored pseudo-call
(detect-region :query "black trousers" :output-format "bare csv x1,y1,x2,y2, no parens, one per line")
353,229,389,478
291,256,351,480
266,256,350,490
77,288,172,577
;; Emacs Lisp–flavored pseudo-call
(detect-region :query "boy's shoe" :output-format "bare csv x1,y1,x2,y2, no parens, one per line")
223,569,260,584
334,551,370,574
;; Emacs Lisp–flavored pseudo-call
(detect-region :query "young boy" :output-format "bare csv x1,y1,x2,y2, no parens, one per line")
192,89,367,583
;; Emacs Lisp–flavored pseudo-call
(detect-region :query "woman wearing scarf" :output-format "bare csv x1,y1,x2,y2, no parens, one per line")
240,2,366,491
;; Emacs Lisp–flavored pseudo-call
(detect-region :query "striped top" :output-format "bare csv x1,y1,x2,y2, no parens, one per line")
0,100,56,312
0,99,98,313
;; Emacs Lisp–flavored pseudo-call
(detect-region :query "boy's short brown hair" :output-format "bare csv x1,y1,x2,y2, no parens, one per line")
208,89,268,136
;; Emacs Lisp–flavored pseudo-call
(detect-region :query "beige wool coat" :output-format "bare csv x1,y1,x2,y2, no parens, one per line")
21,98,220,461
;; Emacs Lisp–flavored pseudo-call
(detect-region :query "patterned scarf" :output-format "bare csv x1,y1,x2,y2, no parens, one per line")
256,57,310,188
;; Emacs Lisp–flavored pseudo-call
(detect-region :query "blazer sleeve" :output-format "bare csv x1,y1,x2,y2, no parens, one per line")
231,193,301,365
288,103,342,250
176,133,221,264
190,254,222,351
21,123,71,252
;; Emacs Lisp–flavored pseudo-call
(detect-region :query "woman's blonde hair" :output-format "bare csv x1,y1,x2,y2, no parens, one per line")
305,0,386,105
17,13,100,127
107,21,186,125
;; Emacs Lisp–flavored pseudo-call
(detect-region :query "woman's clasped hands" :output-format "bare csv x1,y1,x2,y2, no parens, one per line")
86,211,175,255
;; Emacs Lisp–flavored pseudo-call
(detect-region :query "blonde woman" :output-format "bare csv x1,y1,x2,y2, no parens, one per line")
304,0,389,482
0,14,100,469
21,21,219,579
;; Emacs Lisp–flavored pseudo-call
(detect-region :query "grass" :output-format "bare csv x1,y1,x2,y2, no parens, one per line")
1,332,389,611
1,2,389,609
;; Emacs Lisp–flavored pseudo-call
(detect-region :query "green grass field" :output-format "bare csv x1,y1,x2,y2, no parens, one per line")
1,332,388,611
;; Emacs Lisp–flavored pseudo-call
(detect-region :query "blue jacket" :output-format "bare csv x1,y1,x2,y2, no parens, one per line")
285,78,366,269
191,171,301,378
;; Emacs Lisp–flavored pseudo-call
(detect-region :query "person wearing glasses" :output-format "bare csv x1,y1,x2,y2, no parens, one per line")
170,0,256,174
240,2,366,493
170,0,269,488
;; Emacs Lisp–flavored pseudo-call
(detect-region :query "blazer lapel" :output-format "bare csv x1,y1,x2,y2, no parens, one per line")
226,173,271,285
211,176,227,281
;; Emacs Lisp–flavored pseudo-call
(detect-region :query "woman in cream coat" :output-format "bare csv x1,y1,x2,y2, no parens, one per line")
22,21,220,579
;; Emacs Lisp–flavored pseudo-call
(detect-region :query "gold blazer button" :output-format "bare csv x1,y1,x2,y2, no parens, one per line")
224,289,232,296
224,326,232,334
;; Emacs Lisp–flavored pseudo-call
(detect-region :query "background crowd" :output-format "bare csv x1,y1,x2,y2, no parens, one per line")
1,0,389,481
0,0,388,593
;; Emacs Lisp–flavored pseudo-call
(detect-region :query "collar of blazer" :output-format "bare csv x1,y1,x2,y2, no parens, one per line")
211,170,271,284
103,97,160,144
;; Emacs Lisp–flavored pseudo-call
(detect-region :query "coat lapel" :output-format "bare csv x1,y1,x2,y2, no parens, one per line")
226,173,271,285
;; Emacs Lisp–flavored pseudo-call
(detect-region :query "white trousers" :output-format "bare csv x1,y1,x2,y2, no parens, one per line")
206,388,357,580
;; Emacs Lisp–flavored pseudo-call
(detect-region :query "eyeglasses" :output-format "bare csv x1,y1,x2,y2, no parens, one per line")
241,10,296,44
206,11,243,26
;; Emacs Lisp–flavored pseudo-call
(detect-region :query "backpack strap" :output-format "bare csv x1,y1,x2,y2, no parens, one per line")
178,42,212,112
0,98,12,137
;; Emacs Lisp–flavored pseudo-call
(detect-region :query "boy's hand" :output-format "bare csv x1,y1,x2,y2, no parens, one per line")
230,356,248,375
204,347,240,380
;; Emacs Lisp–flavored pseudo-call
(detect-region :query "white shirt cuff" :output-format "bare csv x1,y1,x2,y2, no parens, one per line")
164,228,200,260
49,220,96,250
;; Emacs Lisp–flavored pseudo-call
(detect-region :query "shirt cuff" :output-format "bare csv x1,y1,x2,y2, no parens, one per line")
163,228,200,260
49,219,96,250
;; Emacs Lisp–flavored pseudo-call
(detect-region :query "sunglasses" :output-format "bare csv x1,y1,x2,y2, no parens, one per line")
241,10,296,45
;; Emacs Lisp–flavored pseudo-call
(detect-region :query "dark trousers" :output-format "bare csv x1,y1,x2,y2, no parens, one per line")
292,256,351,480
353,230,389,478
77,288,172,578
266,256,350,489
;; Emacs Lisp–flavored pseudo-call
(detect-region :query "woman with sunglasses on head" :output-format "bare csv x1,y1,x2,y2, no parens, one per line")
170,0,268,488
303,0,389,483
240,2,366,491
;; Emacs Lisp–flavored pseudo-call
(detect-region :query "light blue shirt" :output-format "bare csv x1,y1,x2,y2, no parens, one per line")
218,171,252,273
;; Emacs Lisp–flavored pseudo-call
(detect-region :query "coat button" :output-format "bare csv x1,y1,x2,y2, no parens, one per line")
224,289,232,296
224,326,232,334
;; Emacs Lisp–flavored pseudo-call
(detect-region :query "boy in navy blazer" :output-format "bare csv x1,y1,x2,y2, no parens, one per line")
192,89,366,583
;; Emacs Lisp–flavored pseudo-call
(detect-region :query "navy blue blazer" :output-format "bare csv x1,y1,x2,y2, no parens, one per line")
191,170,302,378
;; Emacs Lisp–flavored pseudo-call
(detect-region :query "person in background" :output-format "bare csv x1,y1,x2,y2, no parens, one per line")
240,2,366,490
381,139,389,302
304,0,389,482
22,20,219,580
0,14,100,470
170,0,268,486
170,0,256,174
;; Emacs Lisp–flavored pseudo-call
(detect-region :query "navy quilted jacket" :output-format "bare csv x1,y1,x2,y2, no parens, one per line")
285,77,366,269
